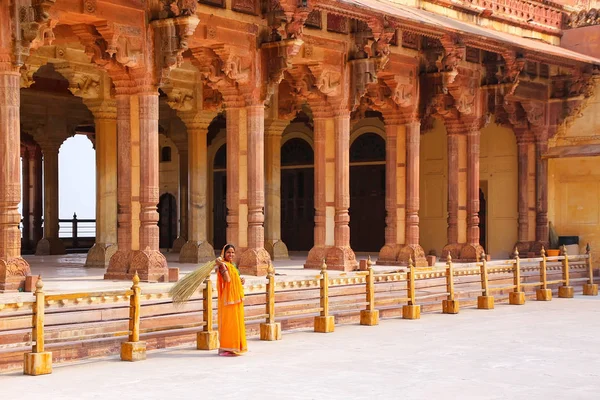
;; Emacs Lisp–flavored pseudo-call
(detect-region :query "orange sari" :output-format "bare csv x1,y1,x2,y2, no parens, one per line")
216,262,247,355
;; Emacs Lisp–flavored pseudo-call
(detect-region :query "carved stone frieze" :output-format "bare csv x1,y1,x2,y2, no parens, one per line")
164,86,195,111
307,64,342,97
158,0,198,19
93,22,144,69
11,0,57,67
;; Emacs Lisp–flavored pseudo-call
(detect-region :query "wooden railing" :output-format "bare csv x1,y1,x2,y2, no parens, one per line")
2,246,597,376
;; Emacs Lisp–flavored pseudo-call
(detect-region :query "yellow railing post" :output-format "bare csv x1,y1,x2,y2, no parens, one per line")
198,278,218,349
121,273,146,361
509,247,525,305
559,245,574,298
536,247,552,301
23,277,52,376
314,259,334,332
583,243,598,296
442,253,459,314
402,256,421,319
260,263,282,340
360,256,379,325
477,252,494,309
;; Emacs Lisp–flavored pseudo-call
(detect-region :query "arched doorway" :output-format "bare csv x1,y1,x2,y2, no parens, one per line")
213,145,227,251
158,193,177,249
350,133,386,252
281,138,314,251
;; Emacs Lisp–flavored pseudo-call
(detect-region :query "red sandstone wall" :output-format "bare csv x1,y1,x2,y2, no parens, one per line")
561,25,600,58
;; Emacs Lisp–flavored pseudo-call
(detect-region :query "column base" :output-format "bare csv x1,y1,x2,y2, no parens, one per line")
314,315,335,333
84,243,117,268
260,322,282,340
536,288,552,301
460,243,485,262
0,257,31,292
509,292,526,305
105,248,169,282
35,237,66,256
265,240,289,260
179,241,215,264
23,352,52,376
583,283,599,296
514,241,534,256
120,341,146,361
304,246,329,269
477,295,495,309
377,244,401,266
402,305,421,319
442,299,460,314
558,286,574,298
171,236,187,253
441,243,464,260
325,246,358,272
531,241,550,255
360,310,379,326
239,247,271,276
197,331,218,350
398,244,428,268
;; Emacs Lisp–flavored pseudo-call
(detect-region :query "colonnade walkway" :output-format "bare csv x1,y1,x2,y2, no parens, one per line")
3,296,599,399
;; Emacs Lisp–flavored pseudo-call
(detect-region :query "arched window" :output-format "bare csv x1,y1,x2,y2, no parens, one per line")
281,138,314,167
213,145,226,169
161,146,172,163
350,133,385,163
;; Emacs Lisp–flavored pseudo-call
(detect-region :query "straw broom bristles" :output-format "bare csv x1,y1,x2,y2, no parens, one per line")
169,259,217,305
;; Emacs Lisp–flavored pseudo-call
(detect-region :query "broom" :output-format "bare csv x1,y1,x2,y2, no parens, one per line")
169,259,217,305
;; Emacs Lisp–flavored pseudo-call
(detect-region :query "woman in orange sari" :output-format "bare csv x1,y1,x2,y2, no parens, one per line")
215,244,247,356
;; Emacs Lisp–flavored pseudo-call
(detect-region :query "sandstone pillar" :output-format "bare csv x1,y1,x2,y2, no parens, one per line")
85,102,118,268
36,140,66,255
179,113,214,263
399,122,427,267
106,91,168,282
21,147,31,252
460,128,484,261
239,104,271,276
515,131,533,254
225,106,245,251
0,68,30,291
378,122,403,265
305,112,334,269
442,132,462,259
532,131,549,253
264,119,289,260
171,147,188,253
325,112,357,271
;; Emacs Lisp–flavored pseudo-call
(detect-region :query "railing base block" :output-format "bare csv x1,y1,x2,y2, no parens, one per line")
402,305,421,320
23,352,52,375
360,310,379,326
121,341,146,361
583,283,599,296
536,289,552,301
442,300,460,314
314,316,335,333
509,292,526,305
477,296,495,310
558,286,574,299
260,322,282,341
197,331,219,350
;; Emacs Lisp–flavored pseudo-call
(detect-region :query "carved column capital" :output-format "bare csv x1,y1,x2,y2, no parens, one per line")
179,111,216,133
84,99,117,121
265,119,289,137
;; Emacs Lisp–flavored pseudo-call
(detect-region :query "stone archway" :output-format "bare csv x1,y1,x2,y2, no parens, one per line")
280,137,315,251
349,132,386,252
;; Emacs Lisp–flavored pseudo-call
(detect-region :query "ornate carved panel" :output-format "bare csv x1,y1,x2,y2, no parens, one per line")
82,0,96,14
232,0,258,15
401,31,419,50
465,47,480,64
306,10,322,29
327,14,349,34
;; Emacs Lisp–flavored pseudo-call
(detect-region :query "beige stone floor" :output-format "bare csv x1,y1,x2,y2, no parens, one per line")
0,251,405,303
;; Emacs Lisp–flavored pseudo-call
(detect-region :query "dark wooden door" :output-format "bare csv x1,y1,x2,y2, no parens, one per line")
349,165,386,252
213,171,227,251
281,168,315,251
479,187,487,250
158,193,177,249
